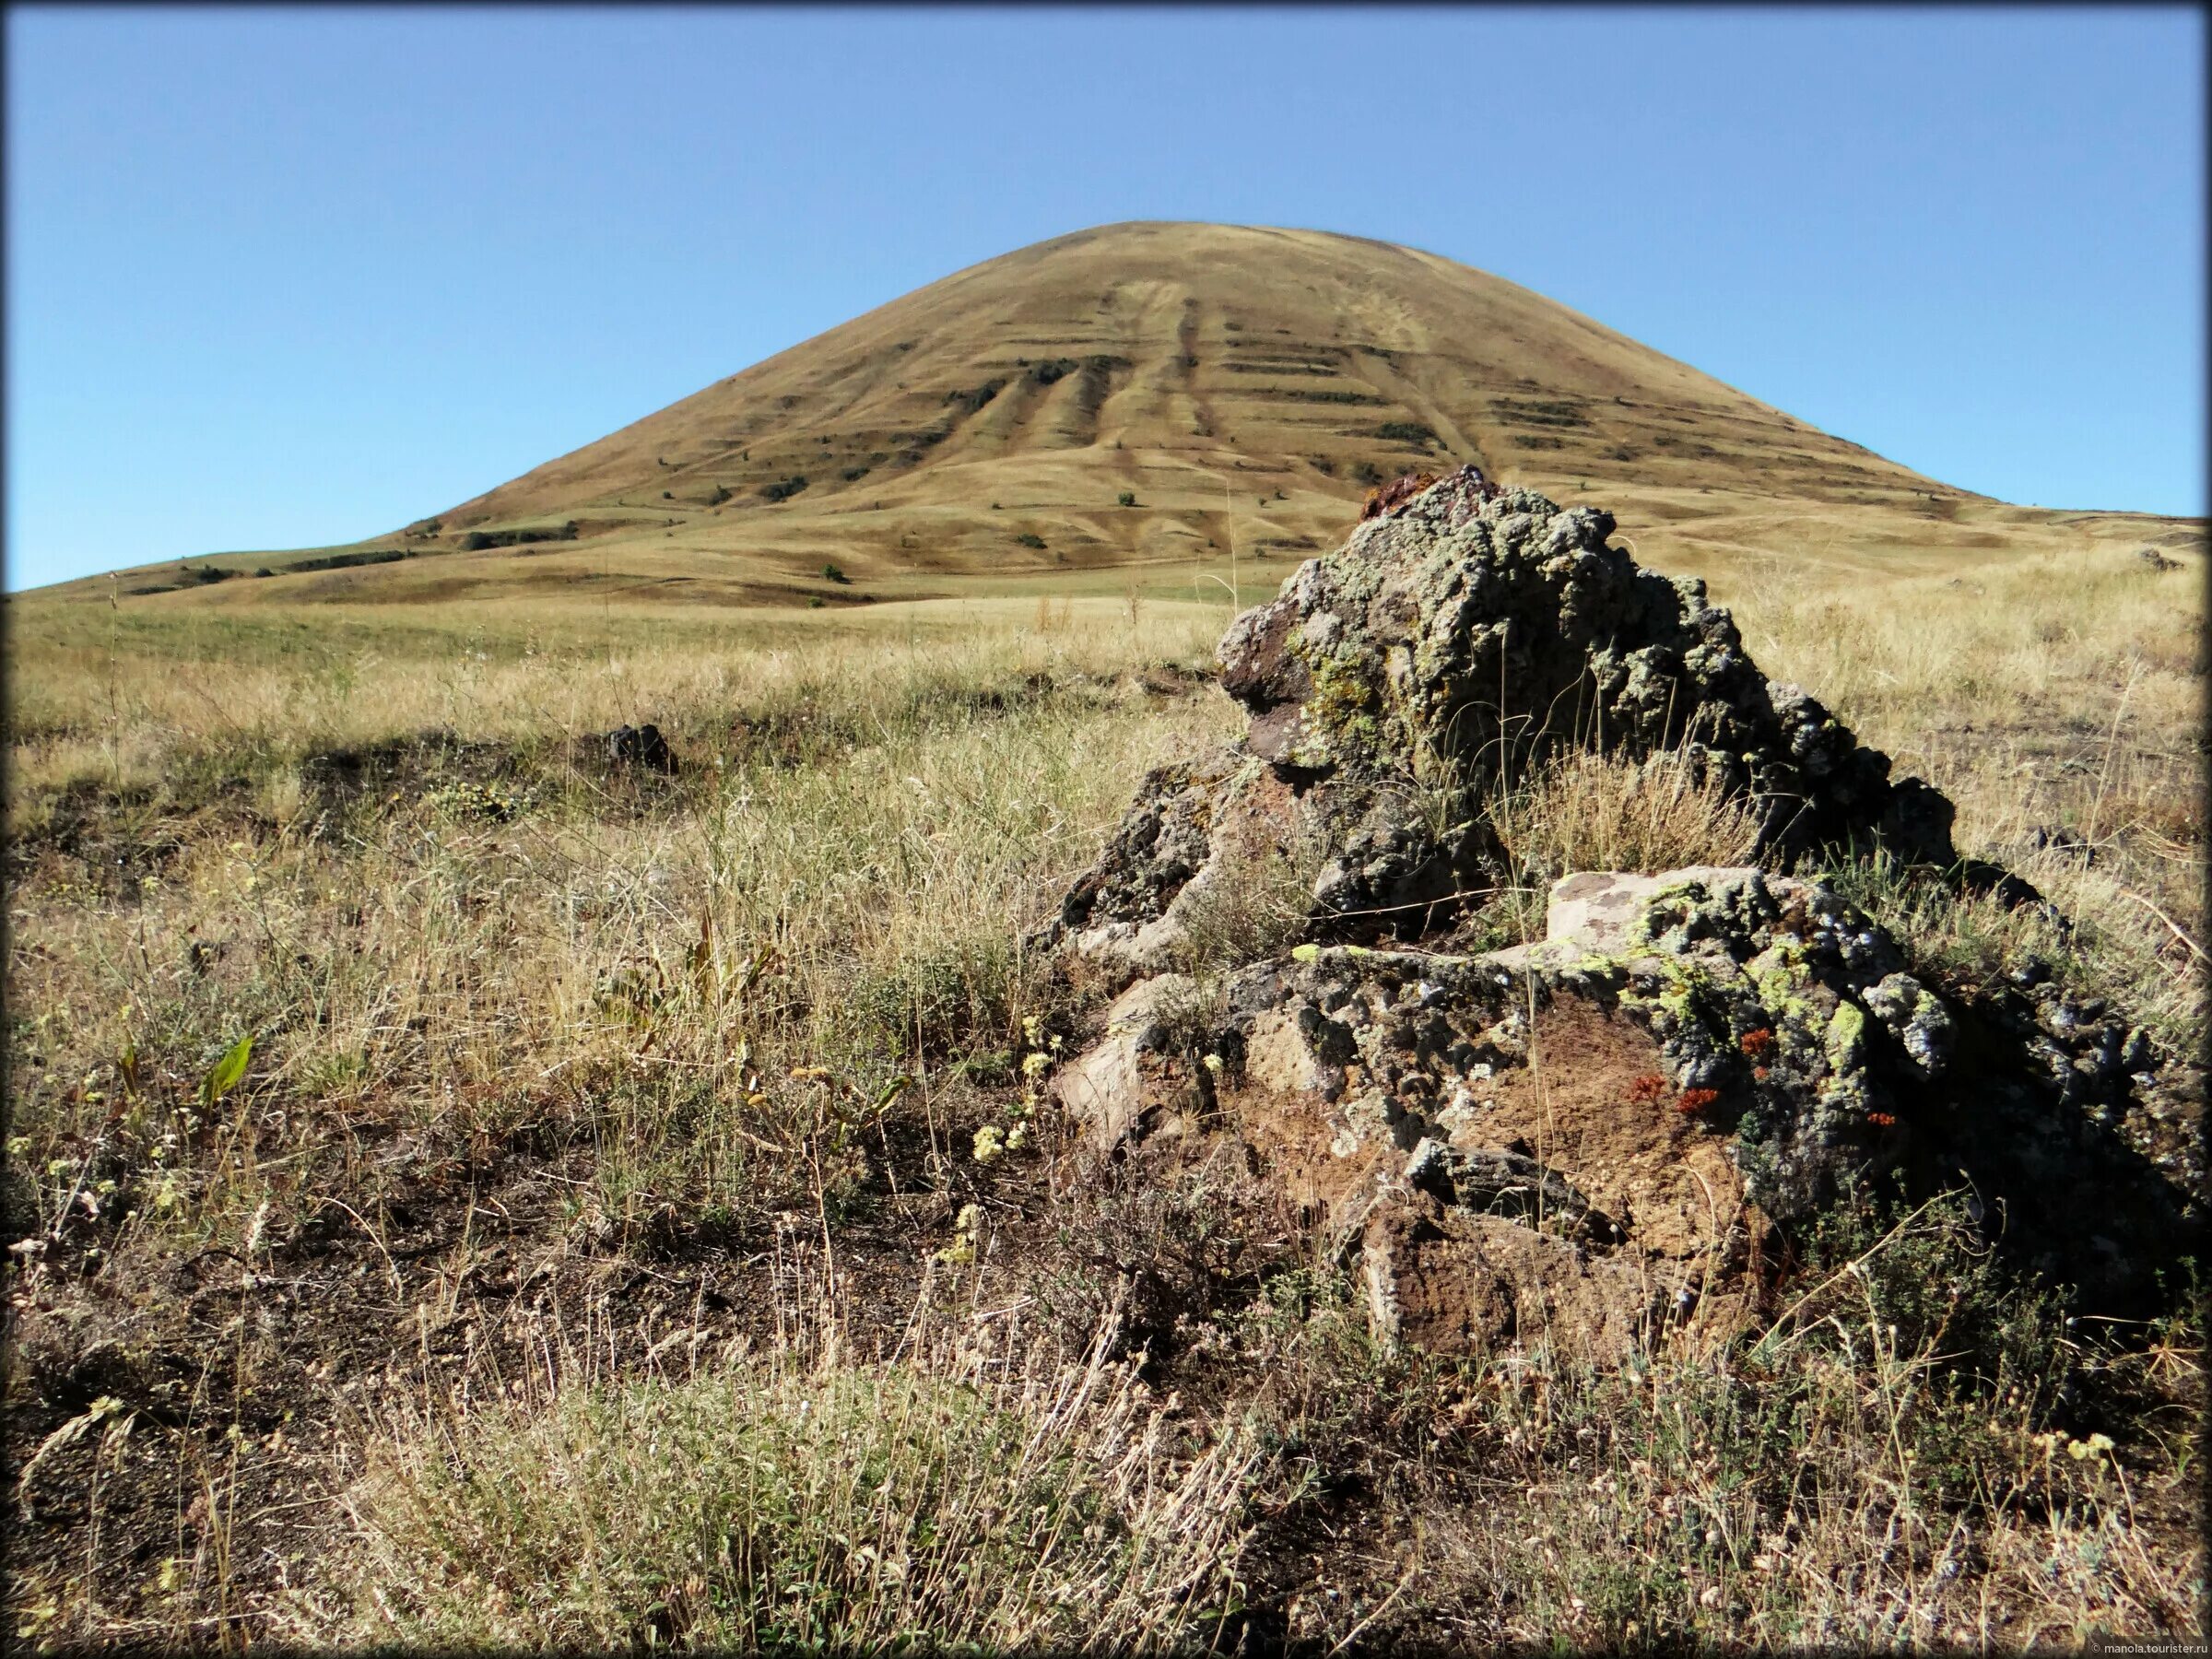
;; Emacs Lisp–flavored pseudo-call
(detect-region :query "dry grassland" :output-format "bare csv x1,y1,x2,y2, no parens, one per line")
3,528,2205,1651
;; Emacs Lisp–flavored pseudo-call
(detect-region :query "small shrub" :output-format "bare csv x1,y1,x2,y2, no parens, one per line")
423,780,525,824
821,562,850,584
1015,533,1046,550
1117,491,1137,508
759,476,808,503
841,933,1022,1062
328,1336,1261,1651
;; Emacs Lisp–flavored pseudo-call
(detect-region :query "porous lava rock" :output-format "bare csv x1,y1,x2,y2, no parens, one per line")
1041,473,2198,1354
604,722,678,774
1053,864,2197,1349
1041,470,1983,989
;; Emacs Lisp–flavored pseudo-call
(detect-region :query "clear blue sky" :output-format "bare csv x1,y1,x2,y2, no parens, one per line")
6,6,2203,590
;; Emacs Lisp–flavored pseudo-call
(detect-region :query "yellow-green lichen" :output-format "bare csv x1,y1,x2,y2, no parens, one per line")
1292,643,1385,765
1824,1000,1867,1072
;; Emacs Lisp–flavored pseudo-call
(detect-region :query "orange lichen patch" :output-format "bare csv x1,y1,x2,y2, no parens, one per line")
1675,1088,1722,1116
1866,1111,1898,1128
1625,1074,1668,1106
1739,1028,1775,1059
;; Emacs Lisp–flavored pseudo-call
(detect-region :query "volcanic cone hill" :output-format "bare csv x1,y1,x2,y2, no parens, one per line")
47,221,2199,606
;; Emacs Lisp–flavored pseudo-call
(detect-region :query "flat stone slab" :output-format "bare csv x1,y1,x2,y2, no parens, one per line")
1545,866,1762,952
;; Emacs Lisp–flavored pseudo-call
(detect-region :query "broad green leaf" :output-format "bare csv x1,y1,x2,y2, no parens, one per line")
201,1034,253,1106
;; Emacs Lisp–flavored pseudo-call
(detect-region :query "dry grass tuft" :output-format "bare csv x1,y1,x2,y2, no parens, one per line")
309,1301,1261,1651
1492,747,1765,883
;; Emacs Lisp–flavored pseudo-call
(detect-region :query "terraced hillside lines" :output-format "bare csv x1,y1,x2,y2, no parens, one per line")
31,220,2203,607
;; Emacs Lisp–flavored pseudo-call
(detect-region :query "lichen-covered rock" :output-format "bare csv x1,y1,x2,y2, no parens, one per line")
1049,973,1217,1150
1051,865,2198,1352
1215,470,1955,865
1040,472,1996,988
1043,749,1317,984
1038,472,2194,1352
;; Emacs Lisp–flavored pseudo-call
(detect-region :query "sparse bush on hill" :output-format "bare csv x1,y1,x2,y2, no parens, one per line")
159,562,241,586
759,476,808,502
1374,420,1439,446
1117,491,1136,507
1016,532,1046,549
943,379,1006,415
288,546,415,571
821,562,849,584
456,524,579,553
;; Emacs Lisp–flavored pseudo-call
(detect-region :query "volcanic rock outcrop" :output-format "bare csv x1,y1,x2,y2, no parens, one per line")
1042,469,1984,988
1042,472,2199,1353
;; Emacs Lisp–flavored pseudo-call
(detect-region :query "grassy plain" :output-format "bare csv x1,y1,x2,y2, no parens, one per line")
4,517,2206,1648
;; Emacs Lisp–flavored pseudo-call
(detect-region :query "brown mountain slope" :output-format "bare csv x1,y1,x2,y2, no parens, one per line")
43,221,2200,606
429,219,1977,576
